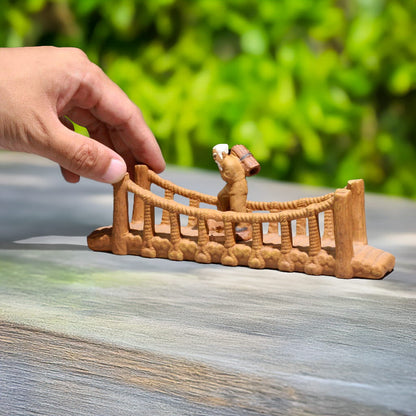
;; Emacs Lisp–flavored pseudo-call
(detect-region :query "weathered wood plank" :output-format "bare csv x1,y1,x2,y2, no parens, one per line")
0,321,408,416
1,152,416,415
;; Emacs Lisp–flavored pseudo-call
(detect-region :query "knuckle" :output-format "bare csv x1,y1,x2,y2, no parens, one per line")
63,48,92,78
65,47,89,61
89,61,104,76
71,141,99,173
81,63,102,87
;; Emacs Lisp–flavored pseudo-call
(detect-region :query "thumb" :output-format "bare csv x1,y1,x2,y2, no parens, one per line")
51,126,127,184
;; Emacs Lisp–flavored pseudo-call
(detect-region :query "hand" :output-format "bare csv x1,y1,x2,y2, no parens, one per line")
0,46,165,183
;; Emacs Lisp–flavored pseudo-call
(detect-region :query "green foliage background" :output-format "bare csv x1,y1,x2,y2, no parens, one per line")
1,0,416,197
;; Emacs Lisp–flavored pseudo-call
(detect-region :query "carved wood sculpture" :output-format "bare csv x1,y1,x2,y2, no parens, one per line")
212,144,259,241
88,164,395,279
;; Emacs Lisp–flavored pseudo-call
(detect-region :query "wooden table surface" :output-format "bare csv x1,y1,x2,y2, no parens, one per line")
0,152,415,416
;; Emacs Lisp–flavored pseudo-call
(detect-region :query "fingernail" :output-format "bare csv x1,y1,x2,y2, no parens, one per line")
101,158,126,183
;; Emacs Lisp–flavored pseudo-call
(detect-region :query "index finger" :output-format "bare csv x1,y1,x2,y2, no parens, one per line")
67,63,165,173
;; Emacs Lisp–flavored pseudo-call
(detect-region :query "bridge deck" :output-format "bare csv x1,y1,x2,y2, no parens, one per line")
88,221,395,279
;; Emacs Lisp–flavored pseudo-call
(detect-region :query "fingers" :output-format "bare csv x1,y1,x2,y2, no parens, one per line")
60,166,80,183
66,65,165,173
64,107,142,177
51,122,127,184
110,110,166,174
66,105,165,174
0,46,162,184
58,117,80,182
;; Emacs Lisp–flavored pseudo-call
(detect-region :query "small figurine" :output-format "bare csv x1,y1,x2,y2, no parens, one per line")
213,144,248,213
212,144,260,240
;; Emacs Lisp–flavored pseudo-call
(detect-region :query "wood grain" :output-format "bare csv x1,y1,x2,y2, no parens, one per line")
0,321,405,416
1,152,415,415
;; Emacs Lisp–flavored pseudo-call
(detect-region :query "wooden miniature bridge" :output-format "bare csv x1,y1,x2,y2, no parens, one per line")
88,165,395,279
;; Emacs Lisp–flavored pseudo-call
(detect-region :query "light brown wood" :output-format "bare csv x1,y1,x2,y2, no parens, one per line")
333,188,354,278
230,144,261,176
132,164,150,223
88,166,395,279
111,174,130,255
347,179,368,244
0,153,413,416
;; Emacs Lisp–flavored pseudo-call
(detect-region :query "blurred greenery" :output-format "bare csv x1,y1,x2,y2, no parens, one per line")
1,0,416,197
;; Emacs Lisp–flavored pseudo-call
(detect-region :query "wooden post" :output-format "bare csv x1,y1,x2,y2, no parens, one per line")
161,189,174,225
323,210,335,240
296,199,307,236
221,220,238,266
132,165,150,224
111,174,130,255
197,218,209,247
347,179,368,244
187,199,200,228
308,206,321,257
280,219,293,254
168,212,183,260
195,218,211,263
333,189,354,278
223,221,236,249
248,222,265,269
141,202,156,258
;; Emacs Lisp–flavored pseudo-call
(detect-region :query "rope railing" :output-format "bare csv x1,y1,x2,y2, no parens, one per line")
126,177,334,225
127,165,342,269
146,167,335,212
123,172,337,271
141,167,359,265
147,169,217,206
